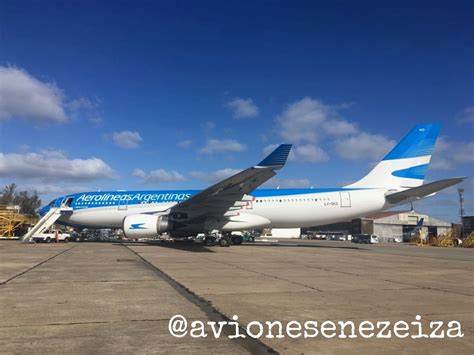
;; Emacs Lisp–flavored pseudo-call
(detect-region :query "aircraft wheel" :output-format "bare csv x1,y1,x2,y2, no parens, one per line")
232,236,243,245
219,236,231,247
204,236,216,247
45,237,51,243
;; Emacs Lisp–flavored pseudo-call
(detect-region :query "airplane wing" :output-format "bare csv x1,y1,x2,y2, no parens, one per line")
173,144,292,216
385,177,466,204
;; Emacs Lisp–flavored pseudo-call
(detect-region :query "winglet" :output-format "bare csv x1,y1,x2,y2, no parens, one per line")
257,144,292,168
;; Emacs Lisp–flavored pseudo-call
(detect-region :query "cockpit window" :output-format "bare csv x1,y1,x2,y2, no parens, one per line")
48,200,55,207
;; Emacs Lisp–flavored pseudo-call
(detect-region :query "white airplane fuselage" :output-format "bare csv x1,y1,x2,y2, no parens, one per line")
52,188,391,231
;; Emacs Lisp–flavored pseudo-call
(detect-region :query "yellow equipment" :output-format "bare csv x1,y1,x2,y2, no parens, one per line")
0,205,35,238
462,232,474,248
411,228,462,248
410,228,428,247
437,229,455,248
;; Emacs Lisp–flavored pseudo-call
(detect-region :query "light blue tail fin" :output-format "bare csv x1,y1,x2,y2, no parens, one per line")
347,124,441,189
382,123,440,161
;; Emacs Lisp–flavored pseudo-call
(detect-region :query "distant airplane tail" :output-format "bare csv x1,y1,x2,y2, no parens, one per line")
347,123,440,189
416,217,424,228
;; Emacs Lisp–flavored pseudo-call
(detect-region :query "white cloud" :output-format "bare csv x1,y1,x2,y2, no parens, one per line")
200,139,247,154
323,119,358,136
263,178,312,188
133,169,186,184
202,121,216,131
67,97,97,112
275,97,359,144
111,131,143,149
0,150,117,181
292,144,329,163
88,116,103,126
226,97,259,118
189,168,241,183
430,137,474,170
18,183,92,195
333,132,396,161
429,137,452,170
0,66,67,122
177,139,192,149
273,97,398,163
455,142,474,163
68,96,103,125
456,106,474,124
277,98,330,143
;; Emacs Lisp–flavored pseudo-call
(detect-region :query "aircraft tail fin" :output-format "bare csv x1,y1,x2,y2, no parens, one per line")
347,123,441,189
416,218,424,228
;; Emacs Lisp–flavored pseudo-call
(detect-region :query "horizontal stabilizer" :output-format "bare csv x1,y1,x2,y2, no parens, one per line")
385,177,466,204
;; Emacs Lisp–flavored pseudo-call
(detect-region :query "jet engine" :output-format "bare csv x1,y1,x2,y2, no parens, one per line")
122,214,170,239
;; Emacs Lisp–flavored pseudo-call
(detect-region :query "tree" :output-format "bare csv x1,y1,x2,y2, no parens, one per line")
0,184,42,217
0,183,16,205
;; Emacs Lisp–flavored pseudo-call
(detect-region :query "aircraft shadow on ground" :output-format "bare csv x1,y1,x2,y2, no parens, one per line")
243,242,363,251
112,241,216,252
109,240,363,252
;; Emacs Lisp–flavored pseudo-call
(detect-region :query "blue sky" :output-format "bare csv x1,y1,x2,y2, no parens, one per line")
0,0,473,222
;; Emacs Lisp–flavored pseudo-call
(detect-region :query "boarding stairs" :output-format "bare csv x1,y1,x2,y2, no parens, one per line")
21,207,65,242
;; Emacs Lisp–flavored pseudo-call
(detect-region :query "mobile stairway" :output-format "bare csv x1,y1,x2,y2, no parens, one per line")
21,206,72,242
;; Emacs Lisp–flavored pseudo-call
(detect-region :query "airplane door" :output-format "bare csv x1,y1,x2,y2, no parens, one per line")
118,197,128,210
340,191,351,207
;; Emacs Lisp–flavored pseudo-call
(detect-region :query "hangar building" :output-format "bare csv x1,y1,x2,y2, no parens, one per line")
309,210,452,242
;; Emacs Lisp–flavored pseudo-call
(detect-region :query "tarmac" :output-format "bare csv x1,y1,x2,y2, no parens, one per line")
0,239,473,354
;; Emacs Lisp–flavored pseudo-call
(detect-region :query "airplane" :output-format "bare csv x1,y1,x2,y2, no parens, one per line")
403,217,425,240
27,123,465,247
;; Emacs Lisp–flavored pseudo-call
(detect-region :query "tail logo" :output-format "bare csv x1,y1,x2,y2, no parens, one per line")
392,164,429,180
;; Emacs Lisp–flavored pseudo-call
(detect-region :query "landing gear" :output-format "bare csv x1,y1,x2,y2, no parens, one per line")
219,235,232,247
202,231,232,247
204,236,216,246
231,236,243,245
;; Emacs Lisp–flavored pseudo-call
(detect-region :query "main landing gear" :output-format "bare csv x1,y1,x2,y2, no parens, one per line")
203,232,232,247
204,236,216,246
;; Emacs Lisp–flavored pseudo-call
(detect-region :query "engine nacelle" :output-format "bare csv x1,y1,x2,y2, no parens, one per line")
122,214,170,239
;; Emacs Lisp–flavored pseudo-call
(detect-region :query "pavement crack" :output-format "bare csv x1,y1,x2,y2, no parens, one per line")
123,244,278,355
0,244,78,286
